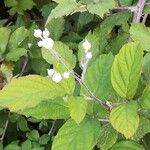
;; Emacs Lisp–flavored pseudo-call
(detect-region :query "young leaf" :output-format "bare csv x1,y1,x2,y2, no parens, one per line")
87,0,115,18
97,124,118,150
0,27,11,55
52,117,101,150
83,53,116,101
68,96,87,124
111,140,145,150
110,102,139,139
21,99,70,119
0,75,74,112
130,23,150,52
111,42,143,99
8,26,29,50
21,140,32,150
26,130,39,142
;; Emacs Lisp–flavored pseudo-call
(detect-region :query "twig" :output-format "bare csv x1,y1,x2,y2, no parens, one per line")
19,56,29,76
142,13,148,24
48,120,56,136
133,0,147,22
0,120,9,143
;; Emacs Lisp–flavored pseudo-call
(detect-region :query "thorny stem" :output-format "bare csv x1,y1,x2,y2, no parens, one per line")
0,120,9,143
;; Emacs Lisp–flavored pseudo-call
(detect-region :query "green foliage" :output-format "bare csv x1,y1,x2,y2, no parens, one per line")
110,102,139,139
111,42,143,99
0,0,150,149
52,117,101,150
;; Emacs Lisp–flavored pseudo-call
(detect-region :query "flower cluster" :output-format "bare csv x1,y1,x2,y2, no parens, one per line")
34,28,54,49
47,69,70,83
81,39,92,68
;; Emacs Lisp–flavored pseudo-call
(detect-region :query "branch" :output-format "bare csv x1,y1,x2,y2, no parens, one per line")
133,0,147,22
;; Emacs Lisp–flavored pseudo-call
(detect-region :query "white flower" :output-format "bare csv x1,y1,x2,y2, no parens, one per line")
63,71,70,79
82,39,91,51
52,72,62,83
37,41,43,47
43,28,50,38
47,69,55,77
34,29,42,38
85,52,92,59
42,38,54,49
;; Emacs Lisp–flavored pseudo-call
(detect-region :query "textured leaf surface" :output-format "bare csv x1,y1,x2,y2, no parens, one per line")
110,102,139,139
111,140,145,150
46,0,81,24
97,124,118,150
21,99,70,119
141,85,150,109
130,23,150,51
87,0,115,18
46,18,65,40
0,75,74,111
111,42,143,99
52,117,101,150
68,96,87,124
133,117,150,141
8,26,29,50
0,27,11,55
84,53,115,101
6,48,27,61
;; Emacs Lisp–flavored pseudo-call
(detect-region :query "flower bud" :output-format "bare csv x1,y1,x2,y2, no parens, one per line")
34,29,42,38
63,71,70,79
47,69,55,77
52,72,62,83
82,39,91,51
42,38,54,49
37,41,43,47
43,28,50,38
85,52,92,59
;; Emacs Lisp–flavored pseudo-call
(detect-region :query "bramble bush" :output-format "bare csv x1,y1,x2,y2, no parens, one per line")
0,0,150,149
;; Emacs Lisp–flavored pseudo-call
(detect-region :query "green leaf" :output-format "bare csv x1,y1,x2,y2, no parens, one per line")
130,23,150,51
143,53,150,83
52,117,101,150
46,0,81,25
119,0,133,6
5,0,35,15
17,116,30,132
68,96,87,124
141,85,150,109
110,102,139,139
4,144,21,150
87,0,115,18
0,27,11,56
8,26,29,50
111,140,145,150
42,41,76,71
21,99,70,119
21,140,32,150
0,75,74,112
6,48,27,61
133,117,150,141
39,134,50,145
111,42,143,99
97,124,118,150
46,18,65,40
26,130,39,142
83,53,115,101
